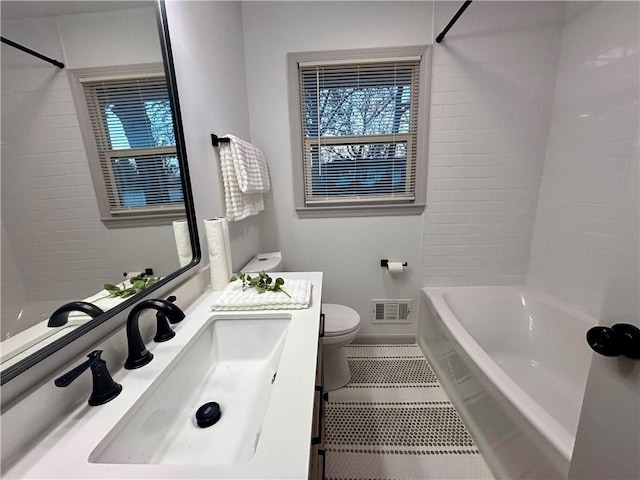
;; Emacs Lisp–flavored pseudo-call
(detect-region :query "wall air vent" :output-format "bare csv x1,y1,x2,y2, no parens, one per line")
372,299,413,324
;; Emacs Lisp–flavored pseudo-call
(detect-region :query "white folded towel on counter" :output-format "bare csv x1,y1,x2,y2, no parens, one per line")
211,278,312,311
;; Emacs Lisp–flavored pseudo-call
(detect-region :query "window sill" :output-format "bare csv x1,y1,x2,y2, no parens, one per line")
295,203,425,219
101,211,187,228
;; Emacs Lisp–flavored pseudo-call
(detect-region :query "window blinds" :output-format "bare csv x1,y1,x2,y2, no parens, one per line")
298,59,420,206
82,76,183,215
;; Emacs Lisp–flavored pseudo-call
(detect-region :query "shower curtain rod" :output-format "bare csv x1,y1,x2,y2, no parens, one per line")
1,36,65,69
436,0,473,43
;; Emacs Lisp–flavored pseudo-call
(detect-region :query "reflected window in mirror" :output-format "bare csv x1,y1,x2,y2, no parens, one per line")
70,65,185,227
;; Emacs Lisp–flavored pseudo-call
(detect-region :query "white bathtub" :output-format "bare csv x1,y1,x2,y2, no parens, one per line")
418,286,597,479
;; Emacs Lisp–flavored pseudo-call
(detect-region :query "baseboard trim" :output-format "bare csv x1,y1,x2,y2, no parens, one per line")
353,334,416,345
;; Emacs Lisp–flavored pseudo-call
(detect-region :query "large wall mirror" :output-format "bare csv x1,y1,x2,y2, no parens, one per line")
0,0,199,383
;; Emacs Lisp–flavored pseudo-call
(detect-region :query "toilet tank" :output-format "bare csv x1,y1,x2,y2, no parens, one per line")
241,252,283,272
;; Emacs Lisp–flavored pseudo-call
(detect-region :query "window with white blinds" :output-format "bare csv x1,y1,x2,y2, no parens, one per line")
81,75,184,218
293,52,426,213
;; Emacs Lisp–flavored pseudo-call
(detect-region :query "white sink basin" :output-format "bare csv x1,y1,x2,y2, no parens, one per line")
89,315,290,466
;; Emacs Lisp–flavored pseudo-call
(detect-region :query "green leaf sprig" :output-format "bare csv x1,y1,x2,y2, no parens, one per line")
103,275,160,299
230,271,291,297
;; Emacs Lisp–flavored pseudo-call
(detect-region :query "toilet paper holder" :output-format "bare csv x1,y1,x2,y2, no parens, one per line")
381,259,408,268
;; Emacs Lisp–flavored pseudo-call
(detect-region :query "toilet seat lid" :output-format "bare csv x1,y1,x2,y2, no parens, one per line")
242,252,283,272
322,303,360,337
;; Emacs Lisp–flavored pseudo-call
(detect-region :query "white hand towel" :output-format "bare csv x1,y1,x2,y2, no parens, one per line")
219,141,264,222
204,218,233,291
211,278,312,311
226,134,271,194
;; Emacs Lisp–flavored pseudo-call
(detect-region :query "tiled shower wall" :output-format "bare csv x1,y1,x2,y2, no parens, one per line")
1,222,28,334
422,2,565,286
527,1,640,319
1,17,117,306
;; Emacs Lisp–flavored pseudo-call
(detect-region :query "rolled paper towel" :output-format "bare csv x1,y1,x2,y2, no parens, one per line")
220,217,233,277
204,218,233,291
172,220,192,267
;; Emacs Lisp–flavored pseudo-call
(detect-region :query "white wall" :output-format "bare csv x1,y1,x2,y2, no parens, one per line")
165,0,260,271
527,1,640,319
57,7,161,68
553,3,638,478
242,1,433,338
1,9,182,319
570,125,639,480
422,1,564,287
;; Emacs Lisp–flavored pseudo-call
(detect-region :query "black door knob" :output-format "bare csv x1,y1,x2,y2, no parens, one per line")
587,324,640,359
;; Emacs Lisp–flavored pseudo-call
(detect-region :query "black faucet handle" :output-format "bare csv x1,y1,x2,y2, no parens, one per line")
154,296,182,343
54,350,122,406
55,350,102,387
159,297,184,325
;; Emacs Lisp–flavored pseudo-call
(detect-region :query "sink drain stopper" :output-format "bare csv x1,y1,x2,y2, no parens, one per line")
195,402,221,428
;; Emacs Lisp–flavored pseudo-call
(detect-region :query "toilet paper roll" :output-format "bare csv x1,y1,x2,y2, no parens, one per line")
387,262,405,278
172,220,192,267
204,218,233,291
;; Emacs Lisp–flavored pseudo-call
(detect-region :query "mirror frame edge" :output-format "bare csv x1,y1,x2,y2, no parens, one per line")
0,0,201,387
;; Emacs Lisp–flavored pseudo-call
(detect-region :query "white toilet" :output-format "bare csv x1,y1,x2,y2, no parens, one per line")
242,252,361,391
320,303,360,390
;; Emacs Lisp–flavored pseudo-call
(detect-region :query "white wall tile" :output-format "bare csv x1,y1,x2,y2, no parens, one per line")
1,18,119,305
527,1,639,319
0,222,28,337
422,1,564,287
570,69,639,480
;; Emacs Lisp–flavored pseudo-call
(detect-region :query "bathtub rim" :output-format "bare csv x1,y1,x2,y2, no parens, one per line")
422,285,596,464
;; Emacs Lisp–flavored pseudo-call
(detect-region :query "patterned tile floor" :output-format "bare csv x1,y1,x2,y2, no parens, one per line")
325,344,493,480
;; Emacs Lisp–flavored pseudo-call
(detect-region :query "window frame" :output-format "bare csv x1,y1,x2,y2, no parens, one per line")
288,46,431,218
68,63,186,228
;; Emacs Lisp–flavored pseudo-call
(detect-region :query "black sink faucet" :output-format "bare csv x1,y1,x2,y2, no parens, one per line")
48,301,104,328
124,299,185,370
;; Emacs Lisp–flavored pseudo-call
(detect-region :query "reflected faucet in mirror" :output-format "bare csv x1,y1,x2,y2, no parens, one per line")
47,301,104,328
125,299,185,370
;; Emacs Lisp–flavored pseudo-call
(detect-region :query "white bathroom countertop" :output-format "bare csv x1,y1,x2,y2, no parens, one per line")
3,272,323,479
